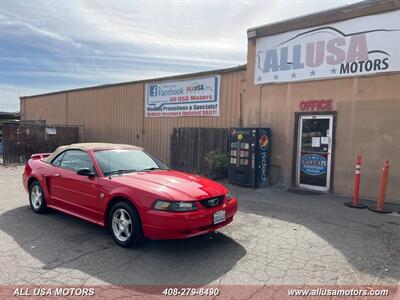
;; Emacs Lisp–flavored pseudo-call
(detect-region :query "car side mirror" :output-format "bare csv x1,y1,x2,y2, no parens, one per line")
77,168,95,177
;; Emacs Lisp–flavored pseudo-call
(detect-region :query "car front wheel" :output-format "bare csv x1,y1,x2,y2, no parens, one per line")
109,201,144,247
29,181,47,213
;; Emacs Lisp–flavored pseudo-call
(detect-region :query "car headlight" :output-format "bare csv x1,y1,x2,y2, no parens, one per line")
226,191,232,201
153,200,198,212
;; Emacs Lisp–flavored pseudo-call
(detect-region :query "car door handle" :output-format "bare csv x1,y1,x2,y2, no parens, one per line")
54,173,61,177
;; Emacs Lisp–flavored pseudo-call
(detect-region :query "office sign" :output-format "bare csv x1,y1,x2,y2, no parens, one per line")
299,99,333,111
145,76,220,117
255,10,400,84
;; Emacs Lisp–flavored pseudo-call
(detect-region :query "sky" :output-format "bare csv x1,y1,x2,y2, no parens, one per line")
0,0,360,112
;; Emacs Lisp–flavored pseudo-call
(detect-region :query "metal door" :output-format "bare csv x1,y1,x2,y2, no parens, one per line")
297,115,333,191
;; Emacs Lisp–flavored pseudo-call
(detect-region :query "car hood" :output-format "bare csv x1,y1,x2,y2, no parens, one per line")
110,170,227,200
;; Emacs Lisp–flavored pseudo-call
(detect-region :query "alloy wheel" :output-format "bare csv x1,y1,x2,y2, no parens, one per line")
112,208,133,242
31,185,42,209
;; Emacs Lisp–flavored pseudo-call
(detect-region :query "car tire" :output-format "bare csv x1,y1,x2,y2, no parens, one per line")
29,181,47,214
109,201,144,247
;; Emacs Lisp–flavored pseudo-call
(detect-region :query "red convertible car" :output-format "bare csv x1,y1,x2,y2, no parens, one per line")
23,143,238,247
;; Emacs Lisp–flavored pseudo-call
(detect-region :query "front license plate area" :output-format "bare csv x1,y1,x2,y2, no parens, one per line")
213,210,226,225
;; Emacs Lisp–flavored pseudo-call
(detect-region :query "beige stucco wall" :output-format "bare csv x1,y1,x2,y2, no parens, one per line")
245,39,400,202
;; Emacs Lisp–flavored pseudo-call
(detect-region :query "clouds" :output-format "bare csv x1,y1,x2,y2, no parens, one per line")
0,0,358,112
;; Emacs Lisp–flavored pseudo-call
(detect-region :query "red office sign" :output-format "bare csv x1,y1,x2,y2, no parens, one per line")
300,99,333,111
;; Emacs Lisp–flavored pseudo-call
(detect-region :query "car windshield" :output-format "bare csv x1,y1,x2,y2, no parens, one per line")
94,149,168,176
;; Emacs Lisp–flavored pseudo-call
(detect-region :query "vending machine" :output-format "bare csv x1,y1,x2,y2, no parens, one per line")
228,128,271,188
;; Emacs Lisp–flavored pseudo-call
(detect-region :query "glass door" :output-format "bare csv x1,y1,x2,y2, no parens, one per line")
297,115,333,191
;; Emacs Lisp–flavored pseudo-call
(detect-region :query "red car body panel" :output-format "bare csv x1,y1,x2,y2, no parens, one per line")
23,148,238,240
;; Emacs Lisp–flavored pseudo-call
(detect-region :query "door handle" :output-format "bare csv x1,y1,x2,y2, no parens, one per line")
54,173,61,177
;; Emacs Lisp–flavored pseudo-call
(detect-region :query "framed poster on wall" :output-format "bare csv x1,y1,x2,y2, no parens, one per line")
145,76,220,117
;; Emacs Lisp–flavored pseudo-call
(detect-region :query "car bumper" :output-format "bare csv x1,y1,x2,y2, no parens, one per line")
142,197,238,240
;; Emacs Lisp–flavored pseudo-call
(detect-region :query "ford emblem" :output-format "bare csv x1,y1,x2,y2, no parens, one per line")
208,198,219,207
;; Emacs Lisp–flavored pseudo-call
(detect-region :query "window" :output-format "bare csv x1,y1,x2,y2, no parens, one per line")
59,150,94,172
94,149,168,176
51,153,64,167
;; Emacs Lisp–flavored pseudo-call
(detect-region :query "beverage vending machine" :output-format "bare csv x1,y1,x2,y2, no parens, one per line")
228,128,271,188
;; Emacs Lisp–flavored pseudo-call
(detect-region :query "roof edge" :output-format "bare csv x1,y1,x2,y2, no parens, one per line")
247,0,400,39
20,64,246,100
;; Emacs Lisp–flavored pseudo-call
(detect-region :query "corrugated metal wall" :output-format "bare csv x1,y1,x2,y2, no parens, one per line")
22,93,67,124
20,68,246,163
66,84,145,147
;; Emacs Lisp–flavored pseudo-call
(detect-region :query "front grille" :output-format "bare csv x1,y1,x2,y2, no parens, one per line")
200,196,224,208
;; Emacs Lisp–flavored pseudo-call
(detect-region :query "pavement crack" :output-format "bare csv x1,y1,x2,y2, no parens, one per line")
43,246,112,270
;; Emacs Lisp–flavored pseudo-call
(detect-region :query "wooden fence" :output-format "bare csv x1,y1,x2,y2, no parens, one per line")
2,122,81,164
170,127,229,175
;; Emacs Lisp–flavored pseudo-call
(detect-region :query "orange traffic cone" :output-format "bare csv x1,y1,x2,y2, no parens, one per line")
368,161,392,214
345,155,367,209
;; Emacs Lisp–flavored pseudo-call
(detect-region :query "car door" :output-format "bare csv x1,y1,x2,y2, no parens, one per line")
49,149,100,223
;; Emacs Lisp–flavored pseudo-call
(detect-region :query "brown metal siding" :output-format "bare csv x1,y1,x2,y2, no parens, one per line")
20,69,246,163
21,93,67,124
66,84,145,146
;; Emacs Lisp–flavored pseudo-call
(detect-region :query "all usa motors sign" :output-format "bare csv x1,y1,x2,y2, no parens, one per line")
145,76,220,117
254,10,400,84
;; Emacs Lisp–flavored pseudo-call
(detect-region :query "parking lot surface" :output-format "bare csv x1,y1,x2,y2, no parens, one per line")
1,165,400,286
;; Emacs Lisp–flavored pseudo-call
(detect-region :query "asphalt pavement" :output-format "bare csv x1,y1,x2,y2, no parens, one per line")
1,165,400,286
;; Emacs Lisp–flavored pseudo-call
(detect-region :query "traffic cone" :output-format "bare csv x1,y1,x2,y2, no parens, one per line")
368,161,392,214
345,155,367,209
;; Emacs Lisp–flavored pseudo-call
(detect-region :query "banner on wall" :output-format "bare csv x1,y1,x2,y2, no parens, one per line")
145,76,220,117
254,10,400,84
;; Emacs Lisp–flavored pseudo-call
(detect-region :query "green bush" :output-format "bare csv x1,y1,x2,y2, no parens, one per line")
204,150,229,179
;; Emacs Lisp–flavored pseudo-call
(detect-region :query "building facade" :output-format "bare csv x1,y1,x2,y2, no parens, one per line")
20,0,400,202
245,0,400,201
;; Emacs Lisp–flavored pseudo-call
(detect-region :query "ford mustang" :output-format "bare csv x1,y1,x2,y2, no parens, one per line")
22,143,238,247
